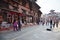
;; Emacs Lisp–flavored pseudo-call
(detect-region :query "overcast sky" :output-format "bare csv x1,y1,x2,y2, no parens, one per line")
36,0,60,14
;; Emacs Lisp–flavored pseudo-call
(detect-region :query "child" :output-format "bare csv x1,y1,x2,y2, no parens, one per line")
13,20,18,31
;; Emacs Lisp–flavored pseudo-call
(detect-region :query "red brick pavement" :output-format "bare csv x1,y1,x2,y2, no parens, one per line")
0,26,13,31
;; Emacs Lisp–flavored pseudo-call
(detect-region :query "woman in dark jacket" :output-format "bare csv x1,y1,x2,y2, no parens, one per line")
50,20,52,29
18,20,21,31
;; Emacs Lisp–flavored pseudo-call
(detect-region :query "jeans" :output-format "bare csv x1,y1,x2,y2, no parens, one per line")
50,24,52,29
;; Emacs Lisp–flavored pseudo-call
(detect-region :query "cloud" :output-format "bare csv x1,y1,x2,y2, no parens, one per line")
36,0,60,14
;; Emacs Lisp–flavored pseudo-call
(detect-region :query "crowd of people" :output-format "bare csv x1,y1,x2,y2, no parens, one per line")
50,19,59,30
39,18,59,31
13,20,22,31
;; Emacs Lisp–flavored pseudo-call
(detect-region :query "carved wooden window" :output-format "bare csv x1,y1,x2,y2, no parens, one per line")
0,0,9,9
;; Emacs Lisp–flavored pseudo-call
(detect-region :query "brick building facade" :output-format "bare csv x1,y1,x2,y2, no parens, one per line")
0,0,42,28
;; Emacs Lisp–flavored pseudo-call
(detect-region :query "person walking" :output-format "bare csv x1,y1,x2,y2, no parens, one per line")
46,20,52,31
52,20,55,28
46,20,48,25
50,20,52,29
13,20,18,31
18,20,21,31
56,19,59,28
41,19,44,25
